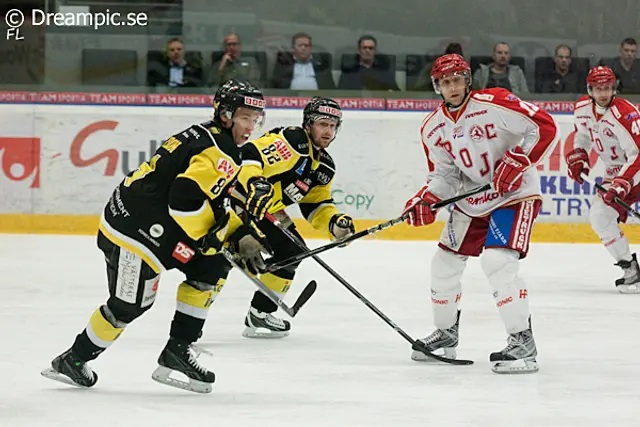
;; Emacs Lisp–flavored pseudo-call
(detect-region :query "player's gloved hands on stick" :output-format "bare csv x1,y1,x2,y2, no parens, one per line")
565,148,590,184
493,145,532,195
402,186,440,227
603,176,632,207
329,213,355,239
229,225,272,275
245,177,275,220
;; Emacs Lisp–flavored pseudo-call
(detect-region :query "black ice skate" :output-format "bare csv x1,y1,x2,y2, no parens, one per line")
411,311,460,362
242,307,291,338
41,348,98,388
151,338,215,394
490,323,538,374
614,253,640,294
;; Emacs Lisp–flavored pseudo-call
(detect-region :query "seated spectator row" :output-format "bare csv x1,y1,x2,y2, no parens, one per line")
81,35,640,94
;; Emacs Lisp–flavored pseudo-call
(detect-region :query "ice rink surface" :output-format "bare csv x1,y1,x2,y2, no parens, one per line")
1,234,639,427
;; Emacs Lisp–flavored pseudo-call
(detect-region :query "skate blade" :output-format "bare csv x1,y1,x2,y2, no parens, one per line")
41,368,93,388
491,358,539,374
242,326,289,339
151,366,213,394
411,348,456,362
617,284,640,294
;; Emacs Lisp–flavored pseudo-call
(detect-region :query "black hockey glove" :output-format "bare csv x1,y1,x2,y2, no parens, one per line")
228,224,273,275
245,177,275,220
196,211,231,256
329,213,355,240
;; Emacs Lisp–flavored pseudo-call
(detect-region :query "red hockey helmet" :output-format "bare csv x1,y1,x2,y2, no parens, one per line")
431,54,472,94
586,66,617,88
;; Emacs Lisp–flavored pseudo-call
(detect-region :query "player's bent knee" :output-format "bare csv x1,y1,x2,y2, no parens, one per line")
481,248,519,288
589,200,619,234
431,248,467,290
106,298,148,324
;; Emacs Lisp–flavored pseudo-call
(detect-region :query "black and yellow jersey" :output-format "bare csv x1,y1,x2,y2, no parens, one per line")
237,126,339,236
98,121,243,272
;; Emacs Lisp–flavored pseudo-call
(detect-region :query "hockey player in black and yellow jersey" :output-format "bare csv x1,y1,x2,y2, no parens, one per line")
234,97,355,338
41,80,270,394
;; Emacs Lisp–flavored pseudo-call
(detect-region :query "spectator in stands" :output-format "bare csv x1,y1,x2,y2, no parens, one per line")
411,42,464,91
472,42,529,95
601,37,640,94
537,45,582,93
210,32,263,87
147,37,202,88
338,35,399,91
270,32,335,90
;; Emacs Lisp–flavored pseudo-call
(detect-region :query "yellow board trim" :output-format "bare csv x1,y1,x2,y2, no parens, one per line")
2,214,640,243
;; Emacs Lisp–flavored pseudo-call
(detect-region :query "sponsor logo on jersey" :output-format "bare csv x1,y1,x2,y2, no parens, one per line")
453,126,464,139
216,158,236,179
172,242,195,264
464,109,487,119
316,171,331,185
627,112,639,120
273,139,293,160
295,158,308,175
468,124,485,141
576,115,591,120
496,296,513,307
426,122,445,139
466,192,500,206
505,94,520,102
150,223,164,238
601,119,615,127
141,276,160,308
295,180,309,192
283,182,304,202
603,127,615,138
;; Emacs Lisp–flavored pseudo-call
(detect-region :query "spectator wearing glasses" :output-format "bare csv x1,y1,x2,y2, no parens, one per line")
270,32,335,90
538,45,582,93
473,42,529,96
147,37,202,88
210,32,263,87
601,37,640,94
338,35,399,91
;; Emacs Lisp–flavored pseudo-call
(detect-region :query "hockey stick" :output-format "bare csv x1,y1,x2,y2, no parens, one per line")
220,247,317,317
265,183,493,272
581,174,640,220
231,189,474,365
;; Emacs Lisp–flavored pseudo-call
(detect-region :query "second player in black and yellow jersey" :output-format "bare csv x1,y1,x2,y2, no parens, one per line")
42,79,269,394
235,97,356,338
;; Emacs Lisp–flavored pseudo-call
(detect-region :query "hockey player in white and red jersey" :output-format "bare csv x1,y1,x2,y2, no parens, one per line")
565,66,640,294
402,54,558,374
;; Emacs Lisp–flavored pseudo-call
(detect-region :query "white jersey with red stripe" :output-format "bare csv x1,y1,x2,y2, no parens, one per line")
572,95,640,182
420,88,559,217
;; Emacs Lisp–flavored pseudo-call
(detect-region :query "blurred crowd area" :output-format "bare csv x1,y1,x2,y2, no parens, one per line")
2,0,640,100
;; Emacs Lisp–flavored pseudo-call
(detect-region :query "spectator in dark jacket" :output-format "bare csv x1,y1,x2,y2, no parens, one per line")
538,45,582,93
271,32,335,90
601,37,640,94
147,37,202,88
338,35,399,91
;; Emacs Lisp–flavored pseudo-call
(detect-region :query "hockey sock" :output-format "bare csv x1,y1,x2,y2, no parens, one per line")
73,305,126,361
251,273,292,313
481,248,530,334
430,249,467,329
170,280,222,343
590,199,632,262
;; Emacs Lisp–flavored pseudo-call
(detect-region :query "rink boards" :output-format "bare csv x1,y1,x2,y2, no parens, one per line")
1,104,639,242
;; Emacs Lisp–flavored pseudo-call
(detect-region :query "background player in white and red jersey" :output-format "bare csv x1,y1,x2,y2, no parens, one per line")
402,54,558,374
565,66,640,294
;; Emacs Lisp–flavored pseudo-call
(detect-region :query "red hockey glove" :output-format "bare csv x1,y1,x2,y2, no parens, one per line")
402,187,441,227
565,148,590,184
493,146,532,196
603,177,633,207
